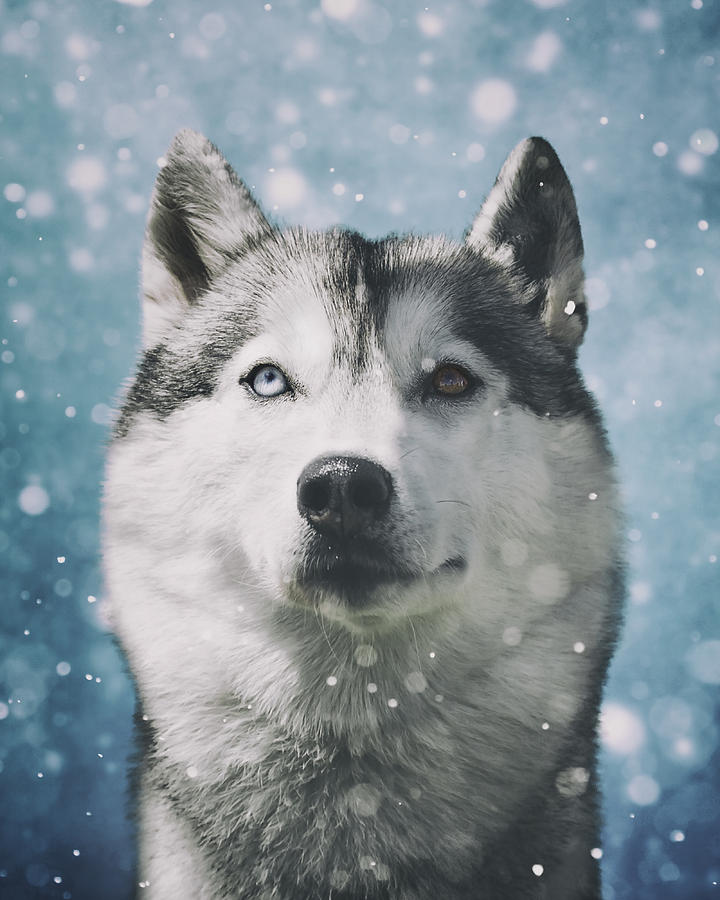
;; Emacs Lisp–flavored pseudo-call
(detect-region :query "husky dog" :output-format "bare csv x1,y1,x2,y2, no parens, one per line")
103,130,622,899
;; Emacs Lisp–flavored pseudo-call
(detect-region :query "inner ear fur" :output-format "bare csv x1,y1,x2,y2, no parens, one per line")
466,136,587,350
141,129,272,347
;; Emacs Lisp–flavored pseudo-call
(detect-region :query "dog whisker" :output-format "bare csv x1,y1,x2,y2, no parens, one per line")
408,617,423,676
314,605,342,667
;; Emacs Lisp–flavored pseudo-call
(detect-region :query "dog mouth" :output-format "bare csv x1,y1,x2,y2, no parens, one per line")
294,545,466,608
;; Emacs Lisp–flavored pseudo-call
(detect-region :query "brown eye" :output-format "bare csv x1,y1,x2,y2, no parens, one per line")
432,365,471,396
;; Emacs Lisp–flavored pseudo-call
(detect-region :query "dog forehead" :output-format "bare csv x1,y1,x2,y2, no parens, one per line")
236,228,373,354
367,236,512,369
381,284,465,368
243,230,471,361
255,276,337,367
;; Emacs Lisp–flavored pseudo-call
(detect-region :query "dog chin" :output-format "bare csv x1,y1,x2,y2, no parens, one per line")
283,556,468,628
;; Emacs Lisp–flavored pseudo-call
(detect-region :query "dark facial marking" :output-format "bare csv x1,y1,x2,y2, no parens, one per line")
148,197,211,307
363,238,600,424
113,311,257,439
313,229,378,376
116,230,601,443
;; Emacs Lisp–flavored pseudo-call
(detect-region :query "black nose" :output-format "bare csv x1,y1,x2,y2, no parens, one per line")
297,456,393,538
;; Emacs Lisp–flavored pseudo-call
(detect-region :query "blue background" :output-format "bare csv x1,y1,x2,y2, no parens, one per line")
1,0,719,897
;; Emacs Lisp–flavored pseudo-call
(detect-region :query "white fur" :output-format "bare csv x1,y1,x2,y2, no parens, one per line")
466,139,529,252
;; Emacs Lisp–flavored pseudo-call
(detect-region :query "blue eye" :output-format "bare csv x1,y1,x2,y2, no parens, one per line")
246,364,291,398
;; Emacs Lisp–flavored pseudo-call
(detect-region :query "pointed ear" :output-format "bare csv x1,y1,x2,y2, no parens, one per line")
141,129,272,347
466,137,587,350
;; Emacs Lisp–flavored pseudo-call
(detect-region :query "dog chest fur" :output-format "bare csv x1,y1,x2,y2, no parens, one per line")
123,580,615,899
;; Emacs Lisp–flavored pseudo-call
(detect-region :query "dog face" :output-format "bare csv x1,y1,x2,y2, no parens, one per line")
105,131,617,637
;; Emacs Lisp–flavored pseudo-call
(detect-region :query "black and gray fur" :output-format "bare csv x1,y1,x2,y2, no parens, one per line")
104,130,623,900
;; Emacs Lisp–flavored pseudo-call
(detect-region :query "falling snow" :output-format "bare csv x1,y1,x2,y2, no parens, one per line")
0,1,718,898
469,78,518,125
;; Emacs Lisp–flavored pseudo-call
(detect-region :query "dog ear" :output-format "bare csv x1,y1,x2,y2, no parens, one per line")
141,129,272,347
466,137,586,350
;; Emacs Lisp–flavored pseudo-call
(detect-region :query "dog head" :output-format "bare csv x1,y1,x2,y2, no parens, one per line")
106,131,617,636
